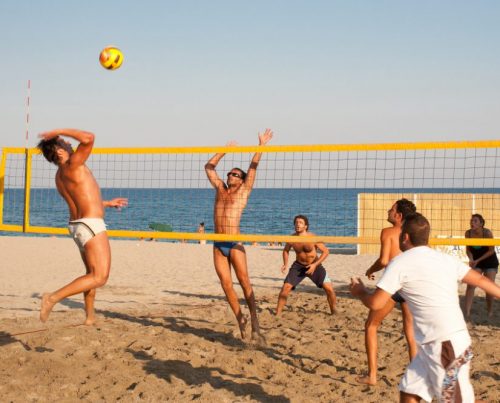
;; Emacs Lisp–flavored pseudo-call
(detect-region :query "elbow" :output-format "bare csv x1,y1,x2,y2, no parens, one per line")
82,132,95,145
379,259,389,268
205,163,214,171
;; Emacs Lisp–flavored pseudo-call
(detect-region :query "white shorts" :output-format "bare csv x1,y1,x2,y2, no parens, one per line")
399,330,474,403
68,218,107,251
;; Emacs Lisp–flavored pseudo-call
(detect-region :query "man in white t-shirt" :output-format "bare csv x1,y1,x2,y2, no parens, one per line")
350,213,500,403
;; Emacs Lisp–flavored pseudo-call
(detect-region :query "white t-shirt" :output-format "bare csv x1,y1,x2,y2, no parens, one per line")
377,246,470,344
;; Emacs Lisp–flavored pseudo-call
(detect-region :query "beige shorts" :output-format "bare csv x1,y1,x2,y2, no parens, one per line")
399,330,474,402
68,218,107,251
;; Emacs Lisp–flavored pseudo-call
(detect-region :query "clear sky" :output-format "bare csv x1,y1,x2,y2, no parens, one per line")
1,0,499,148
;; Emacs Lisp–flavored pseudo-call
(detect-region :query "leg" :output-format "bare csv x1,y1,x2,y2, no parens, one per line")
80,251,97,325
401,302,417,361
322,281,337,314
485,271,497,318
40,232,111,322
276,283,294,315
399,392,421,403
356,298,396,385
463,284,476,321
213,247,247,339
230,245,261,338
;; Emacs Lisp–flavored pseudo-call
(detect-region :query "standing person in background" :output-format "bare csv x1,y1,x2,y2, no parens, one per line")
357,199,418,386
276,215,337,315
205,129,273,342
464,213,499,320
198,222,206,245
37,128,127,325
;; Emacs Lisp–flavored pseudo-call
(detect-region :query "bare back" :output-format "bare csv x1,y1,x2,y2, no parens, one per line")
56,163,104,220
380,225,402,263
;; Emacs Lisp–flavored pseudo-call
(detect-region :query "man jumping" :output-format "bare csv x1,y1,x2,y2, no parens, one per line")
204,129,273,341
37,128,127,325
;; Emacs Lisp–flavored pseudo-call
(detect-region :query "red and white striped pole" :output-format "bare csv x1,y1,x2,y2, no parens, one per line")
25,79,31,144
23,79,31,232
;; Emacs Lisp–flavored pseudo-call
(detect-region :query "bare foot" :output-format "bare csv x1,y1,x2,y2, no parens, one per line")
238,315,248,340
356,375,377,386
40,293,55,323
84,316,96,326
251,331,267,346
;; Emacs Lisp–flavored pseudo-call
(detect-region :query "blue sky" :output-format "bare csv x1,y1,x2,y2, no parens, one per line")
1,1,499,147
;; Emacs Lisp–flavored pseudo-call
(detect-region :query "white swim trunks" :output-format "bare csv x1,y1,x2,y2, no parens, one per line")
68,218,107,251
399,330,474,402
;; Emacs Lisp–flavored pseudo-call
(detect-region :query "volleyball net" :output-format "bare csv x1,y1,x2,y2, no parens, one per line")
1,141,499,250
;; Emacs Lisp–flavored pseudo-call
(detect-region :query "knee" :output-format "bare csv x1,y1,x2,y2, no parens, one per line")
365,318,381,331
323,283,334,293
85,288,96,297
280,286,292,298
93,273,109,288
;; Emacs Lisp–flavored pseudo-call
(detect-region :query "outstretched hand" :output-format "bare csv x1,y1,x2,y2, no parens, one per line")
349,276,367,297
365,268,375,280
258,129,273,146
105,198,128,209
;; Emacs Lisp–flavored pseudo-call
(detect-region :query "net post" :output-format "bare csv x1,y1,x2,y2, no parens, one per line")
22,148,33,232
0,149,7,225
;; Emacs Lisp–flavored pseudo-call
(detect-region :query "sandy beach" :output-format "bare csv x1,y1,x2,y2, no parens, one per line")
1,236,499,402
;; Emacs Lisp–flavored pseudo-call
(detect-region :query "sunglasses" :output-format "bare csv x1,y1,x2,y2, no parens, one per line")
227,172,242,178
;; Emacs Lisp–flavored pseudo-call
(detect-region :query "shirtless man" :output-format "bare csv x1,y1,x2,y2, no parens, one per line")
276,215,337,315
357,199,418,386
351,213,500,402
204,129,273,340
37,128,127,324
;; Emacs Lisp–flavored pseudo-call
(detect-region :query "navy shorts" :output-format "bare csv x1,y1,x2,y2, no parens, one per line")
284,261,330,289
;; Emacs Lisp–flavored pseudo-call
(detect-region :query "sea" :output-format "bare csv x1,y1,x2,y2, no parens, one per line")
2,188,498,247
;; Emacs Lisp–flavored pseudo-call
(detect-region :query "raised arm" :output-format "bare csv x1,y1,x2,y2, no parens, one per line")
244,129,273,190
39,128,95,166
205,141,237,190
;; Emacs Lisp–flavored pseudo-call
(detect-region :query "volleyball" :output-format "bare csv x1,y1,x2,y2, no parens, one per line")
99,46,124,70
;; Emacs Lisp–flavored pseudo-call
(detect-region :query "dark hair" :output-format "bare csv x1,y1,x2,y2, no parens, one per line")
294,214,309,229
37,137,60,164
402,213,430,246
395,198,417,219
232,167,247,180
471,214,485,226
199,222,205,226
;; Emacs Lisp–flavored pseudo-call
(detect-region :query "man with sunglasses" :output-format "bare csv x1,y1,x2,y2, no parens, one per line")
205,129,273,342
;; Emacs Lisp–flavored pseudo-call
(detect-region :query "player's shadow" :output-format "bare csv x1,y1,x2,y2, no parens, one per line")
254,276,283,282
0,331,31,350
162,316,246,348
162,290,228,302
127,348,290,402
